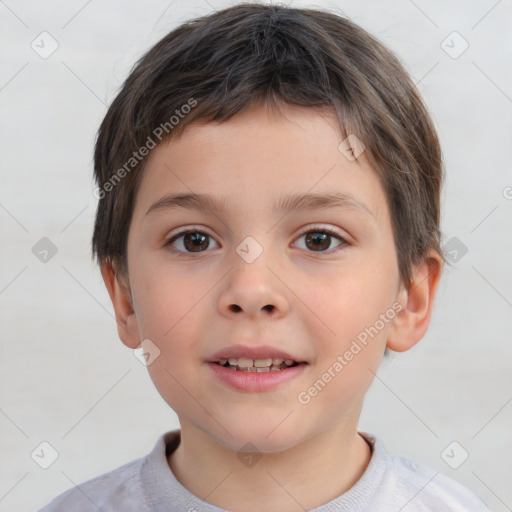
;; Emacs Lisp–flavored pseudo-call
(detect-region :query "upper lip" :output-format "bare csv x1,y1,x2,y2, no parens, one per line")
207,344,306,363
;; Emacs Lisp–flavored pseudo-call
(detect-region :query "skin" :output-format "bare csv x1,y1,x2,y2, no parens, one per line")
102,102,442,511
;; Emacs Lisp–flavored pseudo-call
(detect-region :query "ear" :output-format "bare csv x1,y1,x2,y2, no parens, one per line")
101,260,141,349
386,250,443,352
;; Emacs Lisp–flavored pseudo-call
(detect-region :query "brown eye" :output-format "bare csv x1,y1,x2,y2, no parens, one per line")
165,230,219,254
182,232,209,252
305,232,332,251
294,227,346,253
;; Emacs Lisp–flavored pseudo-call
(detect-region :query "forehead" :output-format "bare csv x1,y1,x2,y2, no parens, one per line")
131,103,387,224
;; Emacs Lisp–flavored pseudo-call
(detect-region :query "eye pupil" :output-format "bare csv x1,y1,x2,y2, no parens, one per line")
305,232,331,251
184,232,209,252
170,228,343,256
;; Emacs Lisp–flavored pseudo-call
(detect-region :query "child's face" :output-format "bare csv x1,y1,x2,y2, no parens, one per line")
121,103,406,451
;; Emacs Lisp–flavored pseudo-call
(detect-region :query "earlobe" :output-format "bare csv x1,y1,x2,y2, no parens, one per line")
100,260,141,349
386,251,443,352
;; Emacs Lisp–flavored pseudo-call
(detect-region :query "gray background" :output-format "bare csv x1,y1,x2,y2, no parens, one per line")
1,0,511,510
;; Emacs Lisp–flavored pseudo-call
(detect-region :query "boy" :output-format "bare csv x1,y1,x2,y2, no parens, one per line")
39,2,490,511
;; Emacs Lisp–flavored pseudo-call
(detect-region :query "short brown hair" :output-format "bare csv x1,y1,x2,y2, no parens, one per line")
92,2,445,290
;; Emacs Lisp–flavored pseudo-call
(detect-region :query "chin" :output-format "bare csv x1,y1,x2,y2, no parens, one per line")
204,413,310,454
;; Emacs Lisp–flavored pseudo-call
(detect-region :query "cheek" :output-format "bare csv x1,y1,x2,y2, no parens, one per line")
138,277,207,409
298,266,395,392
303,267,395,338
130,258,210,338
296,275,391,417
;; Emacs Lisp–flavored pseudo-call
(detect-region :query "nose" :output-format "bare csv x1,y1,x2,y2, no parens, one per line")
217,255,289,320
228,302,275,314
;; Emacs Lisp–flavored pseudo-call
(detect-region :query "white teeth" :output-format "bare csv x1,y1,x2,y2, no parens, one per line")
217,356,298,371
220,357,296,366
254,358,273,367
237,357,254,368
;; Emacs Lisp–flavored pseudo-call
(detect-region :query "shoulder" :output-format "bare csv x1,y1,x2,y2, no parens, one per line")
36,456,147,512
357,433,490,512
385,450,490,511
36,429,181,512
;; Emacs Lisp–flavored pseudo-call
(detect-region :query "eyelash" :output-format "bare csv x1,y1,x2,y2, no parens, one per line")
164,225,350,257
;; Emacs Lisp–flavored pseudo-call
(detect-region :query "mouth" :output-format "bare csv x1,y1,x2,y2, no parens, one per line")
208,358,307,393
207,345,308,391
213,357,300,373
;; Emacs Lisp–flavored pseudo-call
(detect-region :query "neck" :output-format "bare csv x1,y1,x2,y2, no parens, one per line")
168,420,372,512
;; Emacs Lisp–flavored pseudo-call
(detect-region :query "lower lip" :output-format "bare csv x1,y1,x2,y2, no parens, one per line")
207,362,308,392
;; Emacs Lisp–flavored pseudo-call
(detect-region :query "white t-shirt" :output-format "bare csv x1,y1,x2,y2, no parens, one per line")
37,430,490,511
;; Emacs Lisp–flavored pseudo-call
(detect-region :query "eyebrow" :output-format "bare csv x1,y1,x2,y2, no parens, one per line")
145,191,375,219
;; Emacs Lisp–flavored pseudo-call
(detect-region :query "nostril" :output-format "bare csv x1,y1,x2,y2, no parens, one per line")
263,304,275,312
